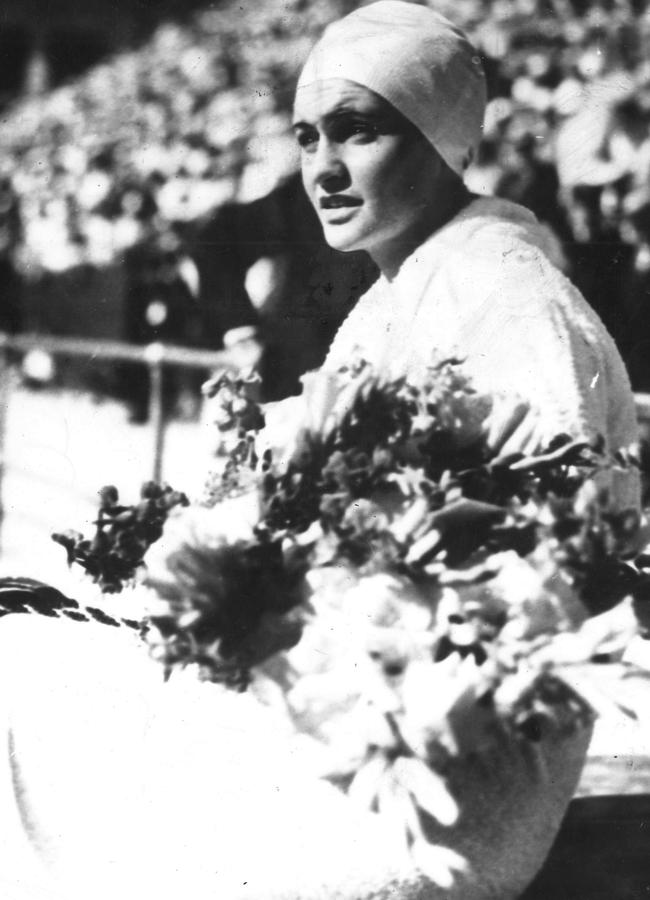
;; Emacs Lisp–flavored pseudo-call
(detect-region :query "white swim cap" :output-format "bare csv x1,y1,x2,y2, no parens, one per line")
296,1,487,175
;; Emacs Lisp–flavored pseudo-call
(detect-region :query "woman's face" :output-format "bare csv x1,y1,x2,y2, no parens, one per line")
293,79,445,273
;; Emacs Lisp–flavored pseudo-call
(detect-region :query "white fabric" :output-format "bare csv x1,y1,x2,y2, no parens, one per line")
296,1,486,175
324,195,639,502
0,615,591,900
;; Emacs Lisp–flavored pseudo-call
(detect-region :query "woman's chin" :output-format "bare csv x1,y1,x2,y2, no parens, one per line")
321,226,365,254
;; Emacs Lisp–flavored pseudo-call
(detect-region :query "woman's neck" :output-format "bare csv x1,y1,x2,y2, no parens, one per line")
373,181,473,281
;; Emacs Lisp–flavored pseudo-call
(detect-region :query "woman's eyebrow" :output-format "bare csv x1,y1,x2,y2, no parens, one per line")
293,103,380,130
328,108,376,124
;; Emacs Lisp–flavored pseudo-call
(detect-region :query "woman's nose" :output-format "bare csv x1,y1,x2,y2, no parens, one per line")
310,139,349,191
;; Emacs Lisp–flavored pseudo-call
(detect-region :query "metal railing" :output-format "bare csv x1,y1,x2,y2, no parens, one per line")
0,332,229,552
0,331,649,555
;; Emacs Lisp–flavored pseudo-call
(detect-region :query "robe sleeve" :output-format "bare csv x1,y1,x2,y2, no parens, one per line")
443,240,640,505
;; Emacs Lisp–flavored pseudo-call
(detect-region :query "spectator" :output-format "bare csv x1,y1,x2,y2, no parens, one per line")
121,226,203,422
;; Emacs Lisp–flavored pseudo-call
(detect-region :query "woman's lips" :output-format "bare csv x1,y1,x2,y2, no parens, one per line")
319,195,362,209
319,195,362,223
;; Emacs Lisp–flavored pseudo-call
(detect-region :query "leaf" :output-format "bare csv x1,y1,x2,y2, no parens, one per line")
429,497,506,532
405,529,442,566
507,438,593,471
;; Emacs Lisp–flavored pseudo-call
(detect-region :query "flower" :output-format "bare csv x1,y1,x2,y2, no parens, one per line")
52,482,189,593
143,492,312,686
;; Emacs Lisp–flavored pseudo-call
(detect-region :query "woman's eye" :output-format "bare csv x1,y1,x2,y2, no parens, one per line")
296,130,318,150
340,122,377,142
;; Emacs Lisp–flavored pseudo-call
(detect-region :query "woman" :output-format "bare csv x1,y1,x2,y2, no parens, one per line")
0,4,640,899
290,2,637,475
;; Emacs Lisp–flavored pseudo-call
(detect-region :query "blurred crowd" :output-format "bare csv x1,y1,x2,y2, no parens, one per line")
0,0,648,392
0,0,312,279
465,0,650,389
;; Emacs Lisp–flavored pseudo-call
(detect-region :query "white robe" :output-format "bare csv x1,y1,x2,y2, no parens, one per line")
324,196,639,468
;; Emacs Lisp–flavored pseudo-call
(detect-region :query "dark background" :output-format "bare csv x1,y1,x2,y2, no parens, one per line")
0,0,211,105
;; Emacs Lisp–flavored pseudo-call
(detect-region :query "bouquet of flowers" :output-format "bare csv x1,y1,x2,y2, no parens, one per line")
43,356,649,883
142,358,644,680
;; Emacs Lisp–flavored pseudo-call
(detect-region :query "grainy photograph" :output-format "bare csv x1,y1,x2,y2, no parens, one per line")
0,1,648,897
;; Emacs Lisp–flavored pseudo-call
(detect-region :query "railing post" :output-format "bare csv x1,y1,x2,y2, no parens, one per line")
0,334,10,557
145,342,166,483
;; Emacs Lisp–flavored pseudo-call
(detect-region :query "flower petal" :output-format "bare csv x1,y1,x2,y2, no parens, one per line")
411,840,469,888
393,756,459,827
347,754,389,810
